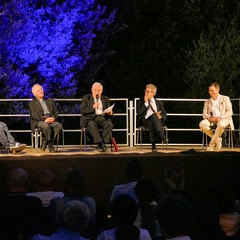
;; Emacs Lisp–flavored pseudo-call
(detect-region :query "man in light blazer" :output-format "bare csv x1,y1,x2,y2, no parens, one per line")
199,82,234,151
137,84,167,152
28,84,62,152
80,82,113,152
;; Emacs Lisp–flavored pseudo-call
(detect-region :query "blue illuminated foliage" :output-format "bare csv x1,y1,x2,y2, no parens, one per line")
0,0,116,98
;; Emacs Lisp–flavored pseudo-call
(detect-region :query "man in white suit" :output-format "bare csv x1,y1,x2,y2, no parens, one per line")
199,82,234,151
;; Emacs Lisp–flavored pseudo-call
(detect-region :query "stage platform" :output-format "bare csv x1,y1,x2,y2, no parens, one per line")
0,145,240,207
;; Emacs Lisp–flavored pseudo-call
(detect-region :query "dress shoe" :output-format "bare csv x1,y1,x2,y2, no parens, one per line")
151,147,157,152
96,145,104,152
41,140,48,151
48,143,56,153
101,143,107,152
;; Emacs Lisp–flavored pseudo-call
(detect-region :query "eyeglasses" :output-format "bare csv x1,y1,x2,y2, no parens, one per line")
144,90,153,93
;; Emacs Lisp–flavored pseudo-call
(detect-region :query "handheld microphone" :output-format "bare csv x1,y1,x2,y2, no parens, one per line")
210,111,213,117
96,95,99,102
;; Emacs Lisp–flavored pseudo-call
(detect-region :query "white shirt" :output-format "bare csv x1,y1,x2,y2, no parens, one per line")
211,96,220,117
145,98,157,119
94,97,103,115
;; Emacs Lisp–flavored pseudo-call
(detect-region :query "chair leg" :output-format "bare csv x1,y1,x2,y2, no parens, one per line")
62,129,65,152
56,133,60,152
139,128,143,151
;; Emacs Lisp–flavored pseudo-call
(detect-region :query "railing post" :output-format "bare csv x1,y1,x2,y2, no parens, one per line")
129,100,134,147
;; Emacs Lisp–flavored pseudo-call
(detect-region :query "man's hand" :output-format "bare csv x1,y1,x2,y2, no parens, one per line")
45,117,55,124
156,112,162,119
209,116,221,123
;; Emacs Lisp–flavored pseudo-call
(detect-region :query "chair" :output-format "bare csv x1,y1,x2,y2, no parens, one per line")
202,125,233,150
31,128,65,152
80,127,113,151
136,125,168,151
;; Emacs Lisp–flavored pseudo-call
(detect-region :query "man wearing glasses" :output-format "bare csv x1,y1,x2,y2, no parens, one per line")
137,83,168,152
199,82,234,151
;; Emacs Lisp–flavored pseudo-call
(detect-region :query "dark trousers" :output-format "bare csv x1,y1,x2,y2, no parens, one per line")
142,114,165,143
87,115,113,144
37,121,62,142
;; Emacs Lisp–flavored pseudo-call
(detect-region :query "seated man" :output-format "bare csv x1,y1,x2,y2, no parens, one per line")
28,84,62,152
80,82,113,152
199,82,234,151
137,83,167,152
0,121,26,152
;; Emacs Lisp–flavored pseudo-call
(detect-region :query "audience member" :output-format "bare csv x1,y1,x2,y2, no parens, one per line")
160,166,191,204
32,200,91,240
80,82,114,152
27,169,64,207
97,194,152,240
191,193,228,240
48,168,96,233
110,158,143,204
29,84,62,152
0,168,45,240
156,194,193,240
0,121,26,152
207,182,240,239
134,178,160,238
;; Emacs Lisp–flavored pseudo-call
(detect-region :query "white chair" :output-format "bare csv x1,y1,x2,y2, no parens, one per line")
31,128,65,152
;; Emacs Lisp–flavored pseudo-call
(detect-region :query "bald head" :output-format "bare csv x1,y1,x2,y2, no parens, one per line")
8,168,28,192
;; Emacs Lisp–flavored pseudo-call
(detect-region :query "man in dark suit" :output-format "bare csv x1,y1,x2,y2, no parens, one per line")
137,84,167,152
28,84,62,152
80,82,113,152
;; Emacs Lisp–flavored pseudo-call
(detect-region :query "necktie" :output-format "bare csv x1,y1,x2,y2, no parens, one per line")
148,100,156,113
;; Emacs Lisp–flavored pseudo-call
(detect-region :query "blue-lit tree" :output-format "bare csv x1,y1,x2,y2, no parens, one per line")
0,0,116,99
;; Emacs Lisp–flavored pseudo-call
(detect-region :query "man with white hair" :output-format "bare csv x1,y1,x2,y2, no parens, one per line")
80,82,113,152
28,84,62,152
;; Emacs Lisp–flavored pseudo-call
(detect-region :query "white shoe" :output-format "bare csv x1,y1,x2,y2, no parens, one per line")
215,137,222,150
207,142,215,151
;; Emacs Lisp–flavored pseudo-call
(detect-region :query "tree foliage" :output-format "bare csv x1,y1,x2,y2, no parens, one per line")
0,0,116,98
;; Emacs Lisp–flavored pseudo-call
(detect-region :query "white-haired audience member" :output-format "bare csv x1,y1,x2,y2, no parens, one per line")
32,200,91,240
27,169,64,207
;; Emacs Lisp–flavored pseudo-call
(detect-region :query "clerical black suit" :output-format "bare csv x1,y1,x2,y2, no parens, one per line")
80,94,113,144
137,97,167,143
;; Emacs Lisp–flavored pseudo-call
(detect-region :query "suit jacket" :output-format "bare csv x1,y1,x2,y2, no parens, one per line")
28,98,59,132
202,94,234,130
80,94,112,127
137,97,167,127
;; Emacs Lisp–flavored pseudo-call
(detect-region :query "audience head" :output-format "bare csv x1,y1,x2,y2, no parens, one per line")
164,166,185,190
207,181,236,214
8,167,28,192
192,193,226,239
125,159,143,182
59,200,90,232
64,168,85,196
111,194,140,240
135,178,158,203
36,169,55,191
156,194,193,238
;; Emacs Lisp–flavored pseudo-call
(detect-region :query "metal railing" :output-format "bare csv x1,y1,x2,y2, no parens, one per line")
0,98,239,147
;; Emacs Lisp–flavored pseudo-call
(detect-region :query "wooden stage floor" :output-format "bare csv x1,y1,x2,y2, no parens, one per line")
0,145,240,207
0,144,239,158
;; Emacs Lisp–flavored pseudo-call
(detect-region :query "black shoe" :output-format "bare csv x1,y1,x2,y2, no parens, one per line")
151,143,157,152
48,143,56,153
41,140,48,151
101,142,107,152
96,145,104,152
152,147,157,152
